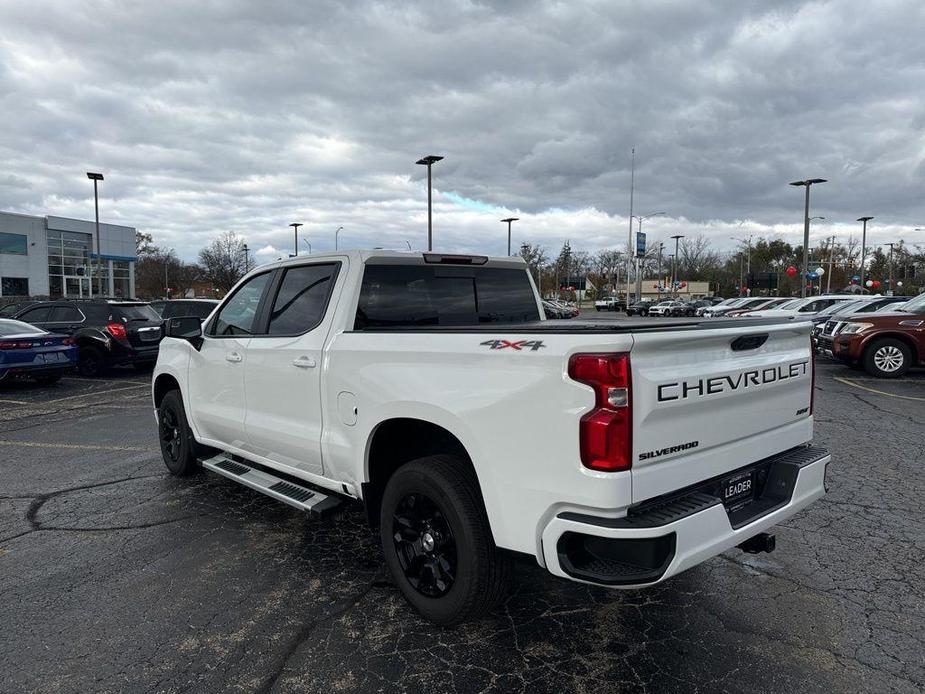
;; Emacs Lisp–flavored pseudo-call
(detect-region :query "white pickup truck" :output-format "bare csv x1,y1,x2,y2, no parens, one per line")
153,251,829,625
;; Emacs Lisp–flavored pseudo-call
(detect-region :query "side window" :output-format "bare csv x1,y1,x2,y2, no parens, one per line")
160,303,178,319
798,301,820,312
267,263,338,335
20,306,53,323
49,306,84,322
210,273,271,336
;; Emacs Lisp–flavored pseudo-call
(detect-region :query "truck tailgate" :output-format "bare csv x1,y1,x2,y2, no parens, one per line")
630,320,814,503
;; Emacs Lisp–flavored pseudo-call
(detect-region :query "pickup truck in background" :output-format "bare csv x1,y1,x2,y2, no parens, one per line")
153,251,829,625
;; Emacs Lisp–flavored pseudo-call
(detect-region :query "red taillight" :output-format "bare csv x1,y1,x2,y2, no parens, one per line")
106,322,127,340
63,338,75,346
809,336,816,415
568,353,632,472
0,341,24,350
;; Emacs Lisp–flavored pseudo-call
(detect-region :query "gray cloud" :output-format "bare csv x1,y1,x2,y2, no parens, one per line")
1,0,923,262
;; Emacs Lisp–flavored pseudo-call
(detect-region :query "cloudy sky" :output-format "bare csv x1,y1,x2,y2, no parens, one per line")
1,0,924,264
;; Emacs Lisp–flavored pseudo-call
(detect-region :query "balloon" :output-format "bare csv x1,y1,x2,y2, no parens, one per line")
680,281,687,288
815,267,825,276
865,280,873,288
806,283,813,289
897,281,904,287
653,283,659,289
871,280,881,290
852,275,861,281
786,266,798,278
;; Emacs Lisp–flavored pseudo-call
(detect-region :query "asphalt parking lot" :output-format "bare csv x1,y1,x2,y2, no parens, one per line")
2,354,923,693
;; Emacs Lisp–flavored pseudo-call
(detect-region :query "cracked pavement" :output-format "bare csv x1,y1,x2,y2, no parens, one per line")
1,362,922,694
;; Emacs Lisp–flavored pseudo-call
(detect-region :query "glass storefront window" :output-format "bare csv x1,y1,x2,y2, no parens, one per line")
1,277,29,295
0,232,28,255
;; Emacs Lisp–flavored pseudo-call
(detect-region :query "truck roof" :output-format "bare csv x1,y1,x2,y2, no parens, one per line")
253,249,528,272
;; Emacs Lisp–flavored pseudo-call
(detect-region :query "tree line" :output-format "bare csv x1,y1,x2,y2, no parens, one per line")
518,236,925,298
135,231,247,299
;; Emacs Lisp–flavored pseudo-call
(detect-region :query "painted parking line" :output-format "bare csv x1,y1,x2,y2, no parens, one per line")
43,383,150,404
833,376,925,402
0,398,30,405
0,440,154,452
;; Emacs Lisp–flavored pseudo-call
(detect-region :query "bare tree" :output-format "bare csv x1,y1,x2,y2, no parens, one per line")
518,243,548,293
678,235,722,279
199,231,247,294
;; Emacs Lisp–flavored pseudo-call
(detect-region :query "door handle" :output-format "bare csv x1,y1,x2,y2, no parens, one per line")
225,352,242,363
292,356,316,368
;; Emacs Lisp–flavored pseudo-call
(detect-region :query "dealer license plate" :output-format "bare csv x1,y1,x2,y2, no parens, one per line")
721,470,755,509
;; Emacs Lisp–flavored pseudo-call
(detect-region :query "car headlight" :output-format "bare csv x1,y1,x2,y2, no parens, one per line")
839,322,873,335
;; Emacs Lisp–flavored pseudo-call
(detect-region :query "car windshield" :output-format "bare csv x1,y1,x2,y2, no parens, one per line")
898,293,925,313
0,319,46,336
818,301,860,317
776,300,800,310
879,301,905,312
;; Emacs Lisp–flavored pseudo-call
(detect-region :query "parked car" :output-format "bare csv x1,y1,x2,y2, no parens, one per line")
14,299,165,376
625,298,655,316
0,318,77,384
648,300,685,317
542,300,573,319
725,297,793,317
594,296,626,312
149,299,220,321
667,300,711,317
738,295,857,319
701,297,763,317
153,250,828,625
697,297,737,316
0,300,37,318
831,291,925,377
816,296,917,358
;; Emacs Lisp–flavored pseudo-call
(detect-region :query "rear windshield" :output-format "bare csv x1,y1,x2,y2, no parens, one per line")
112,304,161,322
355,264,540,329
0,320,46,336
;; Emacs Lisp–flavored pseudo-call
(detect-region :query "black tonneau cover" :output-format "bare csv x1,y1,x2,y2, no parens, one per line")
351,316,807,334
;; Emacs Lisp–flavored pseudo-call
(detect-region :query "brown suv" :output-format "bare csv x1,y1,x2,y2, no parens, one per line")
831,292,925,377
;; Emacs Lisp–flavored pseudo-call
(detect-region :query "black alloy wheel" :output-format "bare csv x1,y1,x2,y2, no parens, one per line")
392,492,457,597
157,390,201,475
77,346,105,377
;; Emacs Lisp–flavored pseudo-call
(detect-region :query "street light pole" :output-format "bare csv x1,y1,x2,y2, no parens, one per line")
670,234,684,297
789,178,827,298
856,216,873,291
632,212,666,301
301,236,312,255
500,217,519,256
164,249,172,300
289,222,303,257
625,147,635,304
416,155,444,251
242,243,249,273
335,226,343,251
86,172,104,297
730,235,754,293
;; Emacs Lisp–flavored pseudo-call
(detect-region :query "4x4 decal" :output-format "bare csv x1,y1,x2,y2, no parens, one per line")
480,339,546,351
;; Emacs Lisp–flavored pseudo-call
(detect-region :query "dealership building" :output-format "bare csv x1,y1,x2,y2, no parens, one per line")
0,211,137,299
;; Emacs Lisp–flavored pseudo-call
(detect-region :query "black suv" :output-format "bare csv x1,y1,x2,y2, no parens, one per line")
14,299,164,376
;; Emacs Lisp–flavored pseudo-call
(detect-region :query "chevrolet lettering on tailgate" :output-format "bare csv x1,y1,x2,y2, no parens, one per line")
657,360,810,403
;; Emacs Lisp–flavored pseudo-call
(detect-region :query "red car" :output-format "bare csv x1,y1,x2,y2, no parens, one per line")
831,292,925,378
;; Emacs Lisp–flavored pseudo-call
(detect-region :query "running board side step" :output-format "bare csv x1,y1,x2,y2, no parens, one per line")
200,454,342,515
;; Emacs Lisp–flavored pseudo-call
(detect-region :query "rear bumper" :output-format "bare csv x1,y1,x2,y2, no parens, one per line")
108,342,160,365
540,445,829,587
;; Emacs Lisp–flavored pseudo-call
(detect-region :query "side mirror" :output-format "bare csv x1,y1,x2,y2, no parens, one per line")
165,316,203,343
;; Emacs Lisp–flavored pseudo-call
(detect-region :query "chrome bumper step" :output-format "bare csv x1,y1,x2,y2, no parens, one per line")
201,453,342,515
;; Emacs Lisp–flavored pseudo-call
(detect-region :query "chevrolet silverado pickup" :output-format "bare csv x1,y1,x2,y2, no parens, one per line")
152,251,829,625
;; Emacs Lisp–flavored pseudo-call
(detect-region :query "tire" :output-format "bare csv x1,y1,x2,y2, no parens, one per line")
380,455,511,626
33,373,62,385
862,338,911,379
77,345,106,377
157,390,202,476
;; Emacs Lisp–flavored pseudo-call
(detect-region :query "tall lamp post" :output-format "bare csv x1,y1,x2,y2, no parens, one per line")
242,243,249,273
857,216,873,291
500,217,519,256
730,234,753,295
301,236,312,255
670,234,684,297
289,222,303,257
86,172,104,297
789,178,827,298
164,248,173,299
632,212,666,300
416,155,444,251
335,226,344,250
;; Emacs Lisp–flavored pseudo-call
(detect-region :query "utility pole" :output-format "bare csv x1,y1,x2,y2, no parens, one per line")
887,242,897,294
501,217,519,256
857,216,873,291
86,172,104,297
625,147,635,302
416,155,444,251
289,222,303,257
789,178,827,298
670,234,684,297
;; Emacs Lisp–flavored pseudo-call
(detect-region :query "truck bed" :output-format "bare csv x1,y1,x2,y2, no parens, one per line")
350,316,804,333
